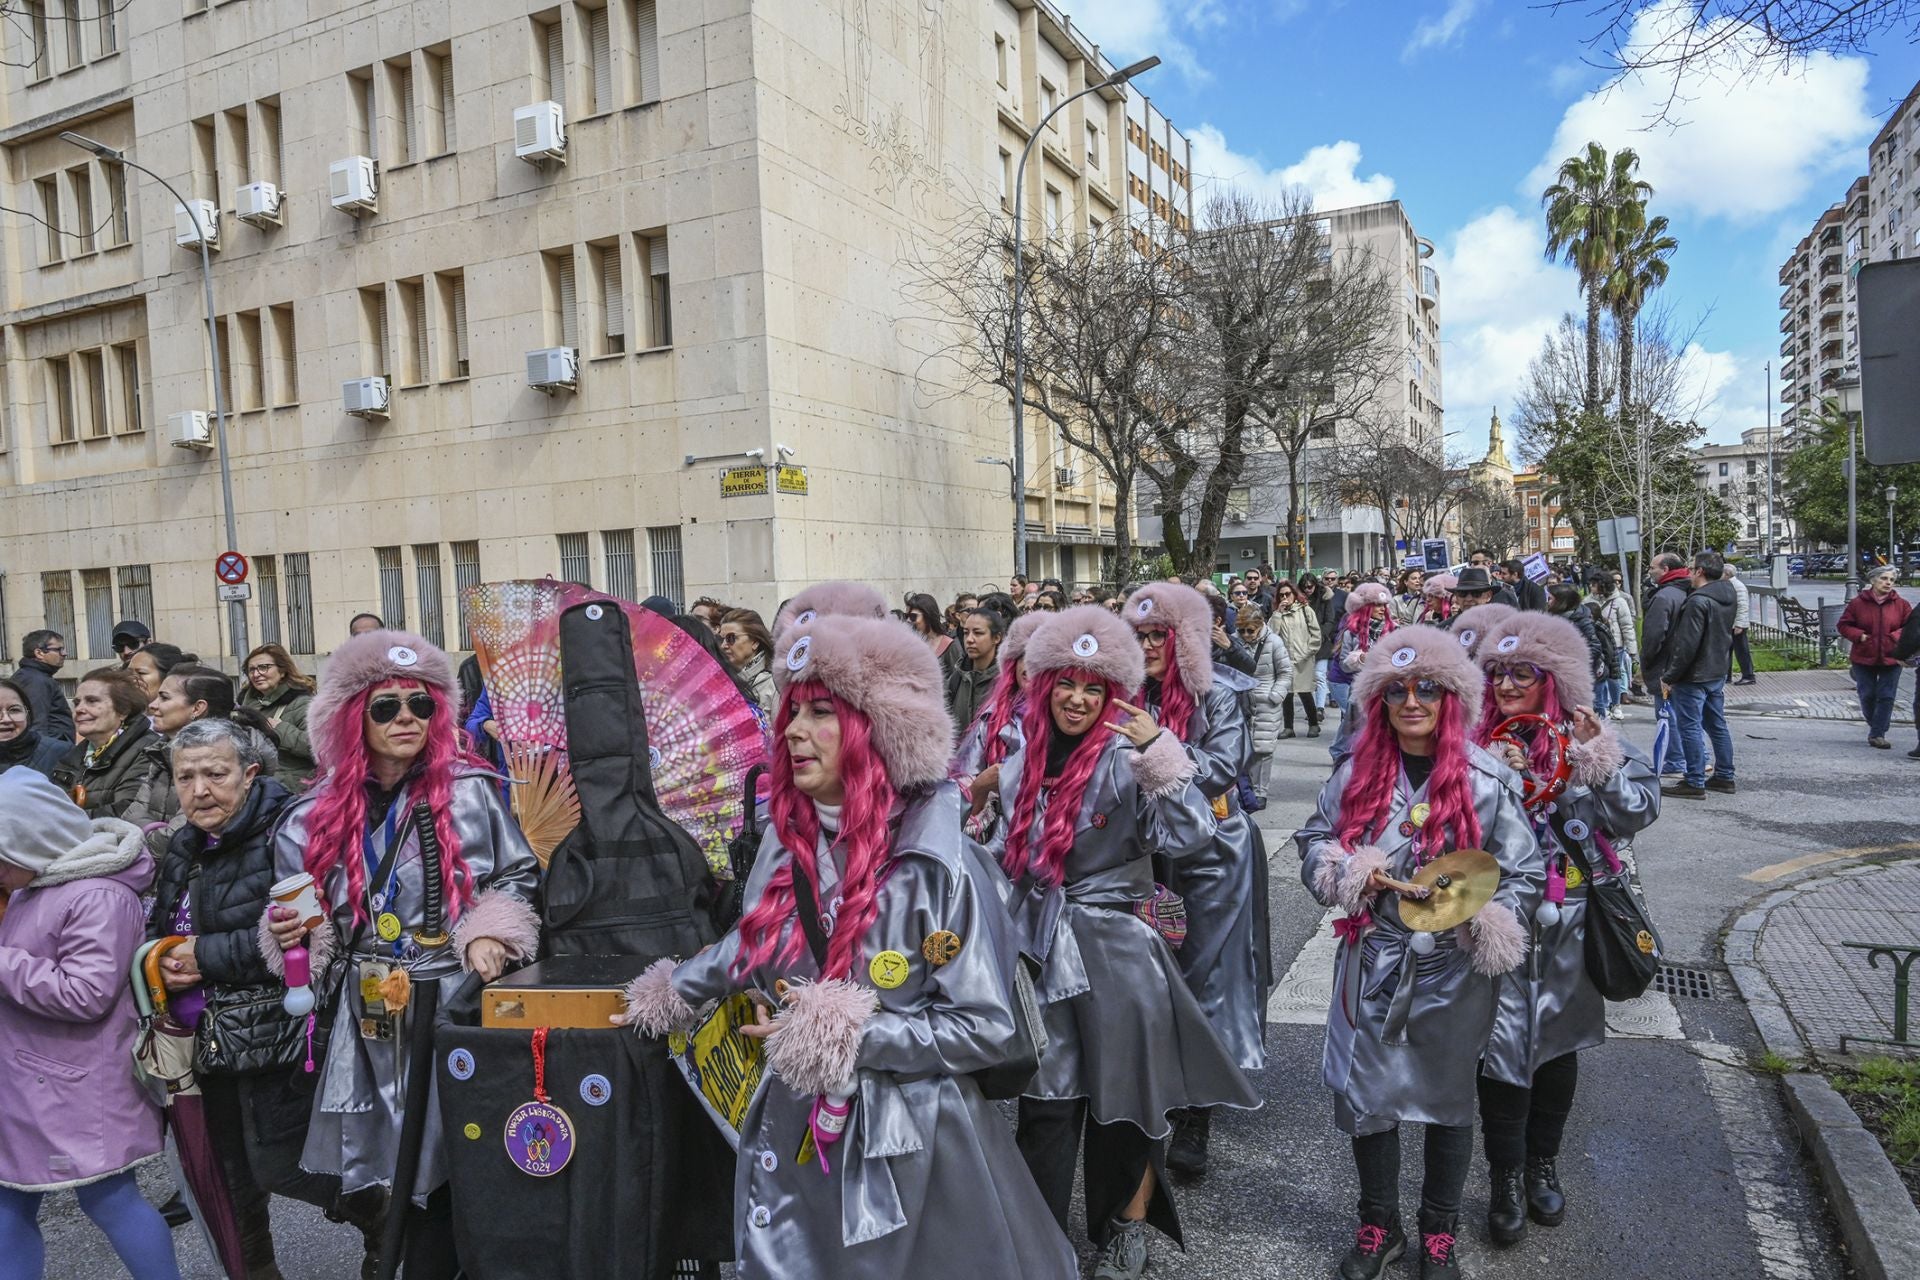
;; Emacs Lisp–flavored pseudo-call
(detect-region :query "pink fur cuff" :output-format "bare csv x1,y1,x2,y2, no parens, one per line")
1567,728,1627,789
255,911,337,982
1462,901,1529,976
1334,846,1389,916
768,978,877,1097
451,890,541,972
1131,731,1198,798
615,957,703,1036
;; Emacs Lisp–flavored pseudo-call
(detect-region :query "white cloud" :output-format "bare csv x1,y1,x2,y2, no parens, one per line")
1403,0,1481,61
1189,126,1395,210
1526,0,1875,221
1092,0,1224,82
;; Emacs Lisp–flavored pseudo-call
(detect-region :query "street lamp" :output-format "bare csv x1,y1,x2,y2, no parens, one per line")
976,456,1016,553
1888,484,1899,576
1835,376,1864,599
1008,54,1160,579
62,130,247,659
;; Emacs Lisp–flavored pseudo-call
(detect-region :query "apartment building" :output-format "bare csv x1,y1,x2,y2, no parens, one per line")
1866,79,1920,263
1513,469,1576,561
0,0,1189,669
1124,88,1191,248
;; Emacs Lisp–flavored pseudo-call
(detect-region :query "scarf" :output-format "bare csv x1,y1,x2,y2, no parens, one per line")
0,727,45,768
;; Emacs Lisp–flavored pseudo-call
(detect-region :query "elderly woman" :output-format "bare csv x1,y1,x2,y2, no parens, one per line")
50,668,158,818
716,608,778,719
0,678,68,780
265,630,539,1280
239,643,318,789
128,665,238,834
0,769,181,1280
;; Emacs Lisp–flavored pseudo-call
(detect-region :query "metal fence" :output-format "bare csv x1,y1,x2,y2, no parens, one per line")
1747,584,1846,667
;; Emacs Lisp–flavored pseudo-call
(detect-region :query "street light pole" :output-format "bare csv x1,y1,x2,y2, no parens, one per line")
1888,485,1899,576
1846,413,1860,600
62,131,247,661
1763,360,1774,557
1008,55,1159,579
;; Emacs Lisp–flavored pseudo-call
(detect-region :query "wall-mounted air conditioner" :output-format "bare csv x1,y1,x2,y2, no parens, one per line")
343,376,390,419
514,101,567,162
329,156,378,215
1054,467,1077,488
174,200,220,249
235,181,283,227
526,347,578,392
168,410,213,451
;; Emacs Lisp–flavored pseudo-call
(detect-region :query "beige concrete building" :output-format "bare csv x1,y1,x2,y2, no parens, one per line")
0,0,1183,672
1693,427,1799,554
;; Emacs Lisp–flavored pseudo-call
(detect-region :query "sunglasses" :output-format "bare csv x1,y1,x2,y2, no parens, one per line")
1382,678,1446,706
369,693,438,724
1488,662,1544,689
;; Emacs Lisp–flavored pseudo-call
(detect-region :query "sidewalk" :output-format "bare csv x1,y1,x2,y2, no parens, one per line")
1723,666,1915,724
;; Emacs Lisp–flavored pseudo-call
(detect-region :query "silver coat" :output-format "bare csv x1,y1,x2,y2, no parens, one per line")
1297,747,1542,1135
996,733,1261,1136
671,783,1076,1280
271,768,540,1202
1146,676,1267,1070
1482,733,1660,1085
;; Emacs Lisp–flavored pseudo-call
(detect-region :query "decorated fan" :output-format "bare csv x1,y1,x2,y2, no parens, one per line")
465,580,769,877
503,742,579,868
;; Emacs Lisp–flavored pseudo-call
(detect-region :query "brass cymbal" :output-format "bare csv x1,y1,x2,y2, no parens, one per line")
1395,849,1501,933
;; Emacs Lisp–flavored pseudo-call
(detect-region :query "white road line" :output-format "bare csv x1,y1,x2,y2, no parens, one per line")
1695,1044,1826,1280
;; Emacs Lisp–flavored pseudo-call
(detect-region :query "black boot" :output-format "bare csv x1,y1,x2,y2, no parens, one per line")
1166,1106,1210,1178
1417,1210,1460,1279
1338,1206,1404,1280
1486,1165,1527,1246
1525,1155,1566,1226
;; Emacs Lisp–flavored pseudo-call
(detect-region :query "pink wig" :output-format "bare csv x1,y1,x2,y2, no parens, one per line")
972,676,1023,770
732,683,899,982
1125,584,1213,698
1001,669,1127,886
1341,599,1398,640
1153,628,1199,742
1336,689,1483,860
1473,670,1570,781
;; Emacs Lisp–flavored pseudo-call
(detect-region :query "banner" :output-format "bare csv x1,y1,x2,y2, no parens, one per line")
667,993,767,1149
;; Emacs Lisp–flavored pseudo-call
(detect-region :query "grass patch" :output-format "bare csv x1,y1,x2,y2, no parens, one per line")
1756,1050,1796,1074
1750,644,1818,672
1831,1056,1920,1208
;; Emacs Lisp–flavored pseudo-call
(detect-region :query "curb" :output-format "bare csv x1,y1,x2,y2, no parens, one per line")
1783,1074,1920,1280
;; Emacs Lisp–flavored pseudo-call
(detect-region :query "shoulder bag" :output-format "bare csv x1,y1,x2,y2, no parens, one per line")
1549,808,1661,1002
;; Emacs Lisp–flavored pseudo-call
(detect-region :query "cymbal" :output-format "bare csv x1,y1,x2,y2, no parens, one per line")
1395,849,1501,933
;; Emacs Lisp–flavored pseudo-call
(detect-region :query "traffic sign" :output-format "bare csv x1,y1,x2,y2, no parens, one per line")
217,582,253,603
215,551,249,585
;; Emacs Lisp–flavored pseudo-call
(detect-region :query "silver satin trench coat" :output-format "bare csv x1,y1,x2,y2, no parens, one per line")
1482,731,1660,1085
1297,747,1542,1135
995,733,1261,1136
271,768,539,1202
670,782,1076,1280
1145,676,1268,1071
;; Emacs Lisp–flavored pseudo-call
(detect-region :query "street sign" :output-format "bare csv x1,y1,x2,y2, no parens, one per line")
215,551,249,585
216,582,252,603
720,465,769,498
1596,516,1641,556
775,464,808,496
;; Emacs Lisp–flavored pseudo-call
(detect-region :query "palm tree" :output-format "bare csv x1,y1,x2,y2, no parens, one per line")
1540,143,1652,418
1603,214,1678,423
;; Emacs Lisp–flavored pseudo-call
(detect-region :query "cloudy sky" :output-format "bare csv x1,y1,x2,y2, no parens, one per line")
1095,0,1918,452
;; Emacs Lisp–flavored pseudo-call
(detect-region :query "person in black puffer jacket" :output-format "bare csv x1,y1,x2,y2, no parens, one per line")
1545,584,1609,689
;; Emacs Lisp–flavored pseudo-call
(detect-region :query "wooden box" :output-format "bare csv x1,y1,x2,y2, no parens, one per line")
480,956,651,1031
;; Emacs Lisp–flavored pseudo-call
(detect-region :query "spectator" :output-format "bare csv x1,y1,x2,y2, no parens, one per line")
1639,552,1694,775
1391,567,1427,625
689,597,729,628
1502,559,1548,611
0,678,69,780
1836,565,1913,750
1894,603,1920,758
1546,582,1611,709
945,592,980,636
1725,564,1756,685
127,664,240,835
716,609,777,719
347,612,383,637
238,644,318,789
904,592,962,678
1447,566,1498,614
1207,591,1257,677
946,606,1003,730
1237,602,1291,802
1330,582,1395,719
1246,566,1276,612
1658,552,1738,798
1269,579,1322,737
109,619,152,667
1587,572,1635,720
126,642,198,699
13,630,74,742
49,669,157,819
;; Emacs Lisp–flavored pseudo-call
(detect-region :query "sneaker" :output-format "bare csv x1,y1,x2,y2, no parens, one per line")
1309,725,1321,737
1705,777,1736,794
1661,782,1706,799
1093,1218,1150,1280
1279,729,1297,739
1870,737,1892,749
1337,1211,1405,1280
1165,1107,1210,1179
1733,677,1758,686
1417,1212,1461,1279
1607,707,1624,721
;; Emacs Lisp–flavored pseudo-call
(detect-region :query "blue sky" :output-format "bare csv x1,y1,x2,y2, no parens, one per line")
1095,0,1920,449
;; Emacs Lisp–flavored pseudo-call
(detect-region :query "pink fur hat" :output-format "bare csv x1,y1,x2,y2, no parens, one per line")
1450,602,1517,659
772,581,888,639
1345,581,1392,614
1350,623,1484,722
773,615,953,788
309,629,455,772
1423,573,1458,598
1024,605,1144,691
1124,583,1213,693
1478,610,1595,711
1001,610,1046,670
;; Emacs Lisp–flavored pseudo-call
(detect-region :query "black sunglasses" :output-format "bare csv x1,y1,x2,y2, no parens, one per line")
369,693,437,724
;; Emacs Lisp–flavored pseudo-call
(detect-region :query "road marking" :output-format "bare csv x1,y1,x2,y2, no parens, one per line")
1743,841,1920,883
1695,1044,1827,1279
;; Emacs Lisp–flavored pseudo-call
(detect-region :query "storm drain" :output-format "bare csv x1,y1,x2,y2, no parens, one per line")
1653,963,1717,1000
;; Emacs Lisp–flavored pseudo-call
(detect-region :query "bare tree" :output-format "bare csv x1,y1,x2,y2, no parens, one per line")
1456,480,1529,561
1318,416,1469,555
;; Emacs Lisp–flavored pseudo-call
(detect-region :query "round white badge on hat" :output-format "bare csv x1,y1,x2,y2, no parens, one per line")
1135,597,1154,617
794,609,817,627
1496,635,1521,654
785,636,812,672
1390,646,1416,668
1564,818,1590,842
1072,633,1100,659
1459,629,1477,649
585,604,605,621
388,645,419,667
447,1047,475,1081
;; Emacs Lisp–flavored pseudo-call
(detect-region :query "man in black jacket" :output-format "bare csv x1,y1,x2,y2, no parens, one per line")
13,630,74,742
1659,551,1739,799
1638,552,1692,774
1501,558,1548,611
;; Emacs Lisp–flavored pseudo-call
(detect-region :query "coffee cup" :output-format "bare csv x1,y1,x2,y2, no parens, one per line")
270,872,325,933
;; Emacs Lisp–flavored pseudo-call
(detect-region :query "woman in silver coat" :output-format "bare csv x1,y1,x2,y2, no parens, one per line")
953,611,1045,834
1297,624,1542,1280
263,631,541,1280
616,610,1075,1280
997,605,1259,1280
1470,610,1659,1246
1122,582,1266,1178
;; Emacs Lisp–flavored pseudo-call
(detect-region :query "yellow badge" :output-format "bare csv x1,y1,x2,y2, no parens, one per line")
376,913,403,943
1211,794,1231,820
921,931,963,967
1410,802,1431,828
1564,864,1585,889
463,1123,482,1141
1635,930,1656,956
869,950,911,990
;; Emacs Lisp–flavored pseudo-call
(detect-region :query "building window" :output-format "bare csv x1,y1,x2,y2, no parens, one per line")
399,277,428,385
558,532,591,584
389,57,416,166
639,233,671,347
375,546,407,629
235,310,264,410
212,316,233,416
631,0,659,104
69,165,94,253
82,568,113,658
585,3,611,115
79,348,107,439
413,544,445,648
220,105,251,196
47,356,76,444
438,271,468,379
603,528,636,600
114,343,141,433
451,541,481,648
1086,122,1100,169
1044,186,1062,241
255,554,281,645
36,176,62,264
191,115,218,204
284,552,314,653
116,564,152,631
257,96,284,187
546,250,579,349
535,15,564,109
994,35,1008,88
1718,462,1728,476
427,45,456,154
104,162,129,246
268,304,298,405
361,286,389,381
41,571,75,644
998,148,1012,209
647,525,683,607
592,241,625,355
1040,79,1057,126
23,1,49,81
350,68,377,161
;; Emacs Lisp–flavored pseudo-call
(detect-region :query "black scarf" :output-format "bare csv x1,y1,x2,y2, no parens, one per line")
0,727,44,768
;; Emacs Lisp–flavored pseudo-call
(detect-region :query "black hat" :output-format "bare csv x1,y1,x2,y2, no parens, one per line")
110,619,151,646
1449,567,1496,595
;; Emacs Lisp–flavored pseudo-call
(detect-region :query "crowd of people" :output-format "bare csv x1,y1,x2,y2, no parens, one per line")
0,544,1898,1279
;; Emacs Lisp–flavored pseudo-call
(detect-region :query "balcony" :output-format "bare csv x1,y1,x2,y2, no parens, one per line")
1417,265,1439,307
1780,335,1797,358
1780,311,1796,333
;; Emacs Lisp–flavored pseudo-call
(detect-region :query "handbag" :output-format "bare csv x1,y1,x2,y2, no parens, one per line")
195,984,315,1076
1550,810,1661,1002
1131,883,1189,950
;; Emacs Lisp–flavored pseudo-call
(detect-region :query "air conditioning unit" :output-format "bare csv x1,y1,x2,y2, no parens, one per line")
174,199,220,250
329,156,378,215
168,410,213,451
527,347,578,392
1227,510,1248,524
1054,467,1077,487
514,101,567,162
342,376,390,419
235,181,282,227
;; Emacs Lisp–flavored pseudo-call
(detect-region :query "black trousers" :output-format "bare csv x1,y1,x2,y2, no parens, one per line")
1731,630,1756,680
1477,1052,1580,1167
1016,1097,1181,1247
1281,690,1320,730
1351,1122,1473,1223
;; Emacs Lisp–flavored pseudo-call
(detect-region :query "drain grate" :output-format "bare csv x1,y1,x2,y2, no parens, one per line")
1653,963,1717,1000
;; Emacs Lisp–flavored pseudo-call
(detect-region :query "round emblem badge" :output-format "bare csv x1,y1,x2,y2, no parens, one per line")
463,1123,482,1140
1135,597,1155,617
1390,646,1417,668
376,913,404,943
585,604,605,621
1458,628,1477,649
1410,802,1431,828
1564,864,1585,889
794,608,817,627
649,746,663,770
447,1048,476,1081
579,1074,612,1107
1563,818,1590,842
868,950,911,990
1496,635,1521,654
921,931,963,967
785,635,813,672
504,1101,576,1177
387,645,419,667
1635,930,1656,956
1072,633,1100,658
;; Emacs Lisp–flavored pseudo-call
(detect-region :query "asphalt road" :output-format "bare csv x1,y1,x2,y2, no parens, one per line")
42,699,1881,1279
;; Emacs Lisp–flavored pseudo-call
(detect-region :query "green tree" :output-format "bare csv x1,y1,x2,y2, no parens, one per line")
1781,402,1920,549
1603,214,1678,422
1541,143,1652,417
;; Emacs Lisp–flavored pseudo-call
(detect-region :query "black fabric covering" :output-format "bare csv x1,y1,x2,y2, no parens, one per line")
437,1025,734,1277
1016,1097,1180,1248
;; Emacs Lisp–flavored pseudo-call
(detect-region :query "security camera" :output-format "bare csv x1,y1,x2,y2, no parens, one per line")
776,444,796,460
